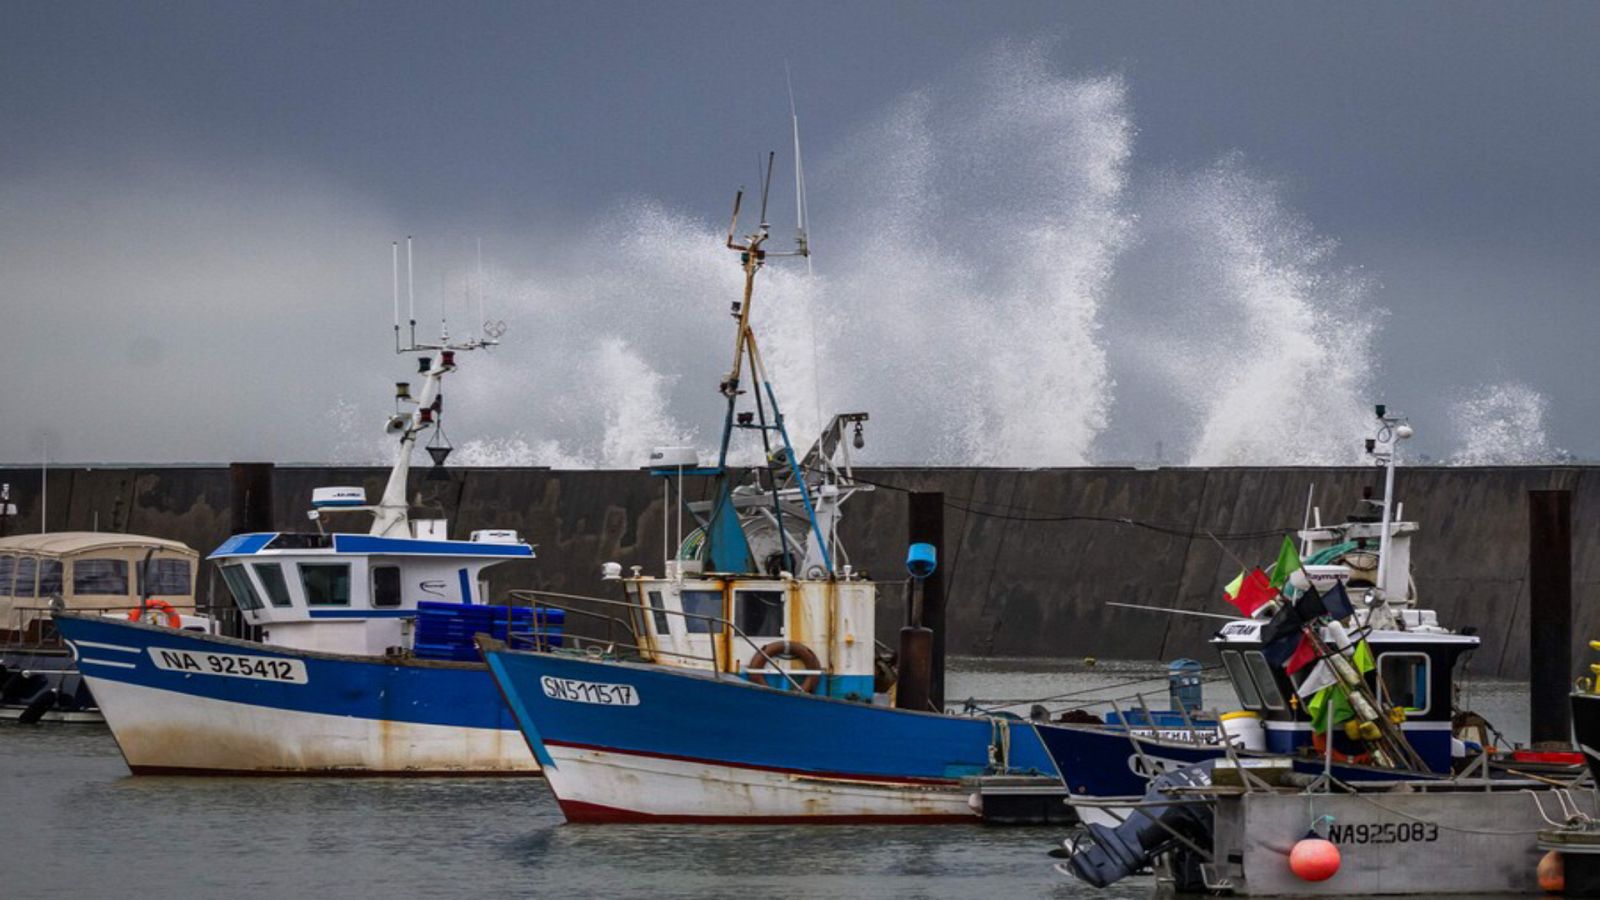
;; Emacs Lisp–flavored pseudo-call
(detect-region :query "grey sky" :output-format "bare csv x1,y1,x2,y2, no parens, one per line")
2,3,1596,465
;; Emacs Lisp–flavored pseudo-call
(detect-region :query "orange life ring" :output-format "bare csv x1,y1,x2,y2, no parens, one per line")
130,599,182,629
746,640,822,694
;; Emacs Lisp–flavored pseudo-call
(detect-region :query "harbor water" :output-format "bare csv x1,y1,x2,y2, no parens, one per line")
0,658,1534,899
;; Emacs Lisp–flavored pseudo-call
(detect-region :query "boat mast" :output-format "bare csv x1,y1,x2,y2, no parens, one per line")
713,141,832,575
370,239,503,538
1369,405,1413,603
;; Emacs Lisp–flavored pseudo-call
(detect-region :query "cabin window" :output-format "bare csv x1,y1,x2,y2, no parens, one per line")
371,566,402,608
1244,651,1288,711
0,555,13,596
1221,650,1262,711
734,590,785,638
299,563,351,606
140,559,191,597
38,560,62,597
74,559,129,595
680,589,723,634
252,563,294,608
1377,653,1430,714
220,565,263,611
646,590,671,634
12,558,36,598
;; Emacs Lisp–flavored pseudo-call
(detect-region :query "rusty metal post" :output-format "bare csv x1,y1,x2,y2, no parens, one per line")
230,463,275,534
1529,489,1572,748
908,491,947,710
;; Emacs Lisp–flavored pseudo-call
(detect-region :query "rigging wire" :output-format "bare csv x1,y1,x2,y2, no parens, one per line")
797,462,1298,541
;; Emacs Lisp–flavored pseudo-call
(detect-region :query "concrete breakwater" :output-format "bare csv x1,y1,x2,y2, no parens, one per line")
3,464,1595,679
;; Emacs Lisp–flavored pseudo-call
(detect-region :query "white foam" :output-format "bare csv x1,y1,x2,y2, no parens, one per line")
1449,382,1558,465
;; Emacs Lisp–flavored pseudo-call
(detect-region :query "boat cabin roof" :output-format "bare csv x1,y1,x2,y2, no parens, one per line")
0,532,197,559
209,532,534,560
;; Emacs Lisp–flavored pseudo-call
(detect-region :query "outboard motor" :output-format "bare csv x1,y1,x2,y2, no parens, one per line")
1060,761,1216,889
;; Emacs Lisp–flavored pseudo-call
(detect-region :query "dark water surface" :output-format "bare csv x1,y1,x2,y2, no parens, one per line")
0,659,1533,900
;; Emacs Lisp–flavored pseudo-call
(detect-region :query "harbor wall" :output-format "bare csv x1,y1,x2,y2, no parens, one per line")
3,464,1596,679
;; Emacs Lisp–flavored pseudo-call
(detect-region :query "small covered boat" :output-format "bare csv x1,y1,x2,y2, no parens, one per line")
0,531,204,722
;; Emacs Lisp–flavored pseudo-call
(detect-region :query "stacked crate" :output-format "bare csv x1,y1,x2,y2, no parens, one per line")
412,601,565,661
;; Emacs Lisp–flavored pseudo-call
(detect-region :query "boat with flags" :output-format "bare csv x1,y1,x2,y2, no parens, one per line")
479,150,1060,822
1036,408,1491,823
1053,419,1599,895
52,242,555,775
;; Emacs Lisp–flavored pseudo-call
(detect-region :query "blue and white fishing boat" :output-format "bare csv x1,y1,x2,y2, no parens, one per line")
480,161,1060,822
54,246,551,774
1036,409,1484,822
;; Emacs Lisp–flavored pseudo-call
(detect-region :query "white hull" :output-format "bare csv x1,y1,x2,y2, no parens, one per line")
86,677,539,775
543,743,976,822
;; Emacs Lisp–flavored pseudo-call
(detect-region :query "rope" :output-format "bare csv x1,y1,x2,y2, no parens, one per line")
961,667,1229,711
800,464,1298,542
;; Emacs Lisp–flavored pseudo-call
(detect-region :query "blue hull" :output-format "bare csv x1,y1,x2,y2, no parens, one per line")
52,613,535,774
482,646,1061,822
1037,721,1438,800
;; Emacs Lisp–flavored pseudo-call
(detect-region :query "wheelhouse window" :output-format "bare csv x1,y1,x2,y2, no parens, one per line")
371,566,401,608
74,559,129,595
252,563,294,608
680,589,723,634
1244,651,1288,711
734,590,785,638
140,559,192,597
1378,653,1431,713
0,555,14,596
220,565,263,611
1220,649,1262,711
12,558,36,598
38,560,62,597
645,590,671,634
299,563,351,606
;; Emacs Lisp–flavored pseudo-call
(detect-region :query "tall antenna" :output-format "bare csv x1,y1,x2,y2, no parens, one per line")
758,150,775,227
786,62,812,274
406,236,417,348
476,237,485,337
391,242,401,352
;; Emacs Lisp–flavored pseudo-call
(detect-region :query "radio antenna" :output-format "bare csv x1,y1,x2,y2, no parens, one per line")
406,236,417,349
391,241,402,352
475,237,486,338
786,63,812,273
758,150,776,228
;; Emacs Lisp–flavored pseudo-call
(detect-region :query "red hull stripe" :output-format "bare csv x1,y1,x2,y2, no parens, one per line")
545,739,964,787
558,797,978,825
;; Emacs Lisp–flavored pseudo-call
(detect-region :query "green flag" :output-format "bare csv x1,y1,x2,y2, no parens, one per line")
1308,684,1353,732
1351,639,1375,674
1307,640,1375,731
1269,534,1302,589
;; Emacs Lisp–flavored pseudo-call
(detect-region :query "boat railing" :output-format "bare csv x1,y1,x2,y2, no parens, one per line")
7,601,200,652
505,588,810,693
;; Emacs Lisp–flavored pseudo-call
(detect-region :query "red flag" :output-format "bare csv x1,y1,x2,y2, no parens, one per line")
1284,633,1319,673
1226,567,1275,616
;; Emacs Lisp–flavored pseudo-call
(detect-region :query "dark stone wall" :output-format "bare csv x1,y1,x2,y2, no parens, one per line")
1,464,1594,678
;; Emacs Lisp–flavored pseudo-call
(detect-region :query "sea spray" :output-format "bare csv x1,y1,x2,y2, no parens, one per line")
1112,157,1381,465
1449,382,1558,465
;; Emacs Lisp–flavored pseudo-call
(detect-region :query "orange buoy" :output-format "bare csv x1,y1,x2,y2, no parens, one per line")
1289,837,1341,882
1538,850,1564,893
